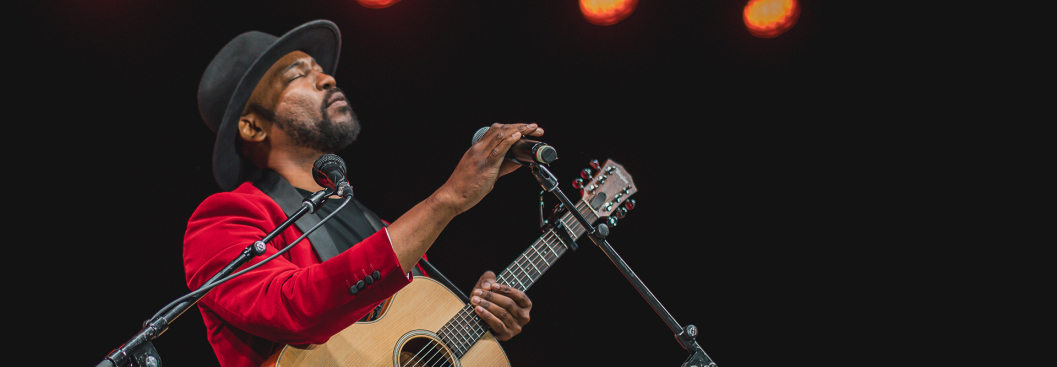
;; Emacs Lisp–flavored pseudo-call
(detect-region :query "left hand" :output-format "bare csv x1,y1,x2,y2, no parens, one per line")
471,271,532,341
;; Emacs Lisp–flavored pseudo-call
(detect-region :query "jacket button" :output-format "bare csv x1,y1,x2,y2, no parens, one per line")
356,280,366,290
348,285,359,295
372,271,381,281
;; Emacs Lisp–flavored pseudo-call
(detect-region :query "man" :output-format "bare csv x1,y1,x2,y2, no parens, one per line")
185,20,537,367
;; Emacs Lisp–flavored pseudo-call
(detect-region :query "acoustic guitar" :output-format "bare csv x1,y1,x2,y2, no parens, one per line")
264,159,638,367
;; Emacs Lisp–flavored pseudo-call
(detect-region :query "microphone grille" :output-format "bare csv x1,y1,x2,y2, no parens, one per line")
312,154,346,187
471,126,490,145
313,153,346,171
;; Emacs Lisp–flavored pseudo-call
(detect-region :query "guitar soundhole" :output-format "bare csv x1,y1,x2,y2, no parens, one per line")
395,333,457,367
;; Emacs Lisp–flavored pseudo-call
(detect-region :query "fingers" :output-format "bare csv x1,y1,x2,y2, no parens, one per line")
474,270,496,291
485,125,520,163
476,123,543,177
523,125,544,138
471,273,532,341
473,303,516,341
483,281,533,310
475,123,542,158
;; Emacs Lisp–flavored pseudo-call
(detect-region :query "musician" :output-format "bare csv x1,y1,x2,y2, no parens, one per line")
185,20,535,367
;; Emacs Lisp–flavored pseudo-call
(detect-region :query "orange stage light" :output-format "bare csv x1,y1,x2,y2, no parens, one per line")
743,0,800,38
580,0,638,26
357,0,400,9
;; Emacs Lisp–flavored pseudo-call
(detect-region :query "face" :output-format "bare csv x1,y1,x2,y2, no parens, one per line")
244,51,360,153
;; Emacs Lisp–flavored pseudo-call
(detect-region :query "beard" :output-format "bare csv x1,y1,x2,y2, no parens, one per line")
275,87,361,153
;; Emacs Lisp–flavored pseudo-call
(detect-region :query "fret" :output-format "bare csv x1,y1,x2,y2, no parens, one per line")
530,242,551,266
528,248,545,270
509,260,530,290
521,262,538,284
497,269,522,291
452,307,477,356
445,325,465,356
540,235,561,259
452,309,477,355
437,328,451,347
526,242,548,267
542,235,561,258
513,260,536,289
524,250,543,274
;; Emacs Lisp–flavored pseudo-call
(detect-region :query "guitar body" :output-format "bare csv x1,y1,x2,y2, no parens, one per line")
266,276,510,367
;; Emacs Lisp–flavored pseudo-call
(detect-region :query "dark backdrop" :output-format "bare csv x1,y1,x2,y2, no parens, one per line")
21,1,893,366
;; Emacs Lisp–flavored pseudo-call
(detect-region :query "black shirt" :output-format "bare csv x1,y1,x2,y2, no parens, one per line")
295,188,378,254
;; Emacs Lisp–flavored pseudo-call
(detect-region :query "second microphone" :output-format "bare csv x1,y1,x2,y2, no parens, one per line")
471,126,558,165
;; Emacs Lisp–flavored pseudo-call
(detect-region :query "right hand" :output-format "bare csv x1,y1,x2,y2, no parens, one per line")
434,123,544,215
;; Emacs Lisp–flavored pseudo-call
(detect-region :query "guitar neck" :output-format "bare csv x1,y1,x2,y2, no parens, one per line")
497,200,596,292
437,200,597,358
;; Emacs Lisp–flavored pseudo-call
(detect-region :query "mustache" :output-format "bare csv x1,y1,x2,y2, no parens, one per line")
322,87,347,108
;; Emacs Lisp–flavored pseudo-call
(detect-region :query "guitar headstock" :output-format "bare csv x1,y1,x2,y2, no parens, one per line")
572,159,637,226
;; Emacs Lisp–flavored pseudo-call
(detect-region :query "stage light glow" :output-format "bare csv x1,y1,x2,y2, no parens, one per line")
580,0,638,26
743,0,800,38
357,0,400,9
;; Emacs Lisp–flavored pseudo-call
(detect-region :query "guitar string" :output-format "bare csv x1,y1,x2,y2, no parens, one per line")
401,337,436,367
402,340,435,367
399,201,595,366
505,225,567,293
416,306,480,365
403,338,452,367
415,339,452,367
439,305,479,359
526,235,551,274
530,243,551,268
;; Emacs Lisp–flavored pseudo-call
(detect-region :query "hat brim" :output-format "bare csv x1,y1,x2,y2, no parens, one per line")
213,20,341,191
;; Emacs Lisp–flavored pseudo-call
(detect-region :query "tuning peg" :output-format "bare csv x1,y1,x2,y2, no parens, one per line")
580,168,593,180
572,178,584,190
615,206,628,219
606,216,619,227
624,199,636,211
589,159,602,171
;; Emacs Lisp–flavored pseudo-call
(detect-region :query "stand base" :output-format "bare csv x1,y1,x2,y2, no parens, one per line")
681,343,716,367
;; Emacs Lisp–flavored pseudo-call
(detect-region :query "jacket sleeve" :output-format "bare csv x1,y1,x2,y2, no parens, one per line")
183,190,412,345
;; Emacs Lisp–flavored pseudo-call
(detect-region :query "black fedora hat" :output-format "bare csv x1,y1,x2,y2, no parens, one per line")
198,20,341,191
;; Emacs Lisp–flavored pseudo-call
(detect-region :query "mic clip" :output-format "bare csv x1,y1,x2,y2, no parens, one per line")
303,188,336,214
537,190,579,251
539,190,565,231
336,183,353,199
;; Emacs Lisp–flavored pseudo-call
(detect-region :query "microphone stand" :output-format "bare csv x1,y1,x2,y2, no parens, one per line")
96,189,338,367
529,163,717,367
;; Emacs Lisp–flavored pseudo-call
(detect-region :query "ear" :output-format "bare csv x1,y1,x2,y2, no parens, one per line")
238,113,269,143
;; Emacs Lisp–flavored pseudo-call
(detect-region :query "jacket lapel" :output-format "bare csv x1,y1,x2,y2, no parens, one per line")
255,170,341,262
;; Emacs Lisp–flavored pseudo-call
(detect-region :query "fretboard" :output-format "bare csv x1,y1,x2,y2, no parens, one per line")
436,200,597,358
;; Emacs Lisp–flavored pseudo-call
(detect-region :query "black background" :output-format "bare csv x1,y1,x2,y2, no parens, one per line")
21,1,909,366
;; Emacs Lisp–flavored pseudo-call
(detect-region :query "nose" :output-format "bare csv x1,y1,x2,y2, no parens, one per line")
316,71,336,90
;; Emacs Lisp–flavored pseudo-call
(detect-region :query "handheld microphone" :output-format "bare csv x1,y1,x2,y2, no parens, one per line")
471,126,557,165
312,154,353,198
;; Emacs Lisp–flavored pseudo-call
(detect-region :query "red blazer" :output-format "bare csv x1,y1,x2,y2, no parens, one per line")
183,181,412,367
